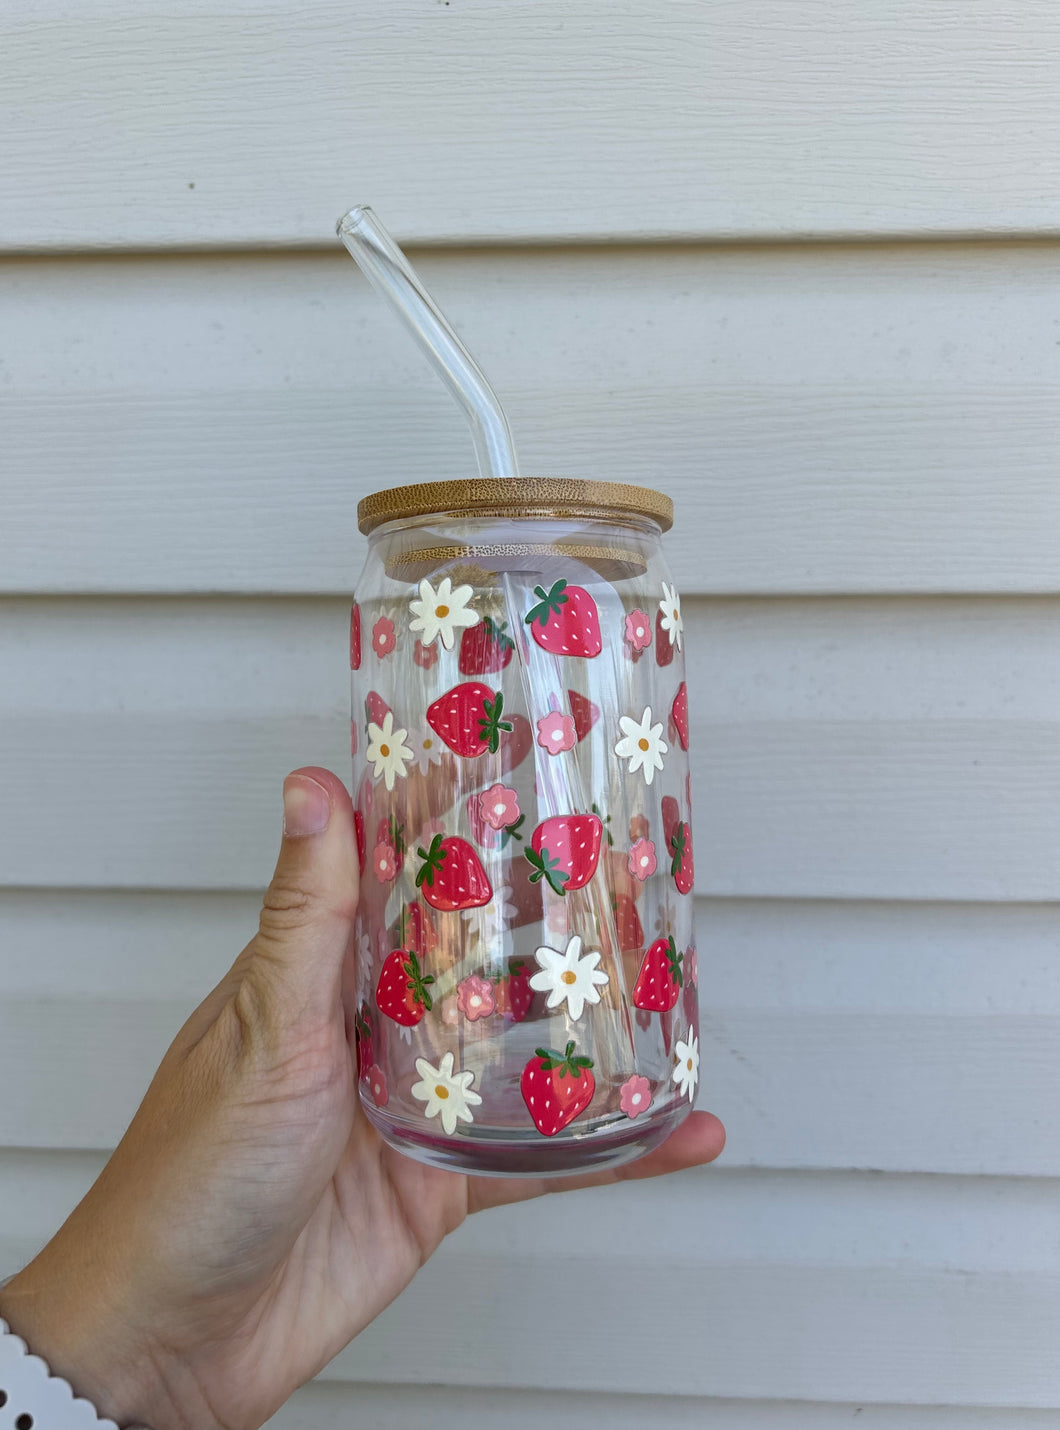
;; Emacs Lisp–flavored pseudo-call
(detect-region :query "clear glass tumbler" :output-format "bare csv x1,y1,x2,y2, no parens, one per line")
349,478,698,1176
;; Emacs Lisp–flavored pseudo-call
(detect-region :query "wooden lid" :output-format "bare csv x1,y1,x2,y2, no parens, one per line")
357,478,673,535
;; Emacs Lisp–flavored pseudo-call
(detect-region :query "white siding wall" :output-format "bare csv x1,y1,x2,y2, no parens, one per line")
1,4,1058,1425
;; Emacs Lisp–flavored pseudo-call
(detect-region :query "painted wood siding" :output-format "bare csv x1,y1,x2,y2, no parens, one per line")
1,3,1057,1425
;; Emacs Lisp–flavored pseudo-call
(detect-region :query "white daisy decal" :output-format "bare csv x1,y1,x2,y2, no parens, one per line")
408,725,444,774
659,582,683,651
410,1052,482,1135
529,934,609,1021
365,711,414,791
461,884,516,947
672,1027,700,1103
614,706,668,786
408,577,480,651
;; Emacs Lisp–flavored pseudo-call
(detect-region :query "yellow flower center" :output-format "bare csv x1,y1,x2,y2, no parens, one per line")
561,970,578,985
379,743,390,757
435,1084,450,1099
423,737,433,748
436,604,450,618
687,1058,694,1071
638,737,650,751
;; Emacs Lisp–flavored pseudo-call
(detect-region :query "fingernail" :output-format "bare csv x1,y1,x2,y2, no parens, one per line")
283,775,332,837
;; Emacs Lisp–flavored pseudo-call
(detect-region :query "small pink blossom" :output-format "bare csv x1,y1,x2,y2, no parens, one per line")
373,842,397,883
478,783,521,831
457,974,496,1022
628,837,657,881
625,609,652,651
366,1065,388,1106
620,1074,653,1118
413,639,438,669
536,710,577,756
372,616,396,658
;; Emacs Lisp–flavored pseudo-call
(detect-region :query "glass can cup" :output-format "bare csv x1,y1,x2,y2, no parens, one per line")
349,478,698,1177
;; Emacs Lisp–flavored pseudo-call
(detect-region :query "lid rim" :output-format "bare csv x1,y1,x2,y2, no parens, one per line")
356,478,673,535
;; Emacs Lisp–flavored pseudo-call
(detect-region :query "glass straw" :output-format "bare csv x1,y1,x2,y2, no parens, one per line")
337,205,520,481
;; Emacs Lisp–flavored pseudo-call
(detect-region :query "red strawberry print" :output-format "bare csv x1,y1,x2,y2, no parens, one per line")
670,820,694,895
365,690,391,727
459,615,515,675
655,609,675,667
415,833,493,911
354,1001,374,1074
390,902,437,958
671,681,689,751
612,892,644,954
568,689,600,742
349,603,362,670
660,795,681,853
500,712,534,775
493,957,533,1022
376,948,435,1026
633,935,684,1011
521,1040,596,1136
427,682,512,758
376,813,406,859
524,580,602,658
524,813,602,896
353,810,367,875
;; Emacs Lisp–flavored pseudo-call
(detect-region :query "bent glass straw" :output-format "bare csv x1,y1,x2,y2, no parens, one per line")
337,206,520,481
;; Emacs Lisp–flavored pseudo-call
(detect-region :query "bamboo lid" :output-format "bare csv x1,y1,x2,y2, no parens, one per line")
357,478,673,536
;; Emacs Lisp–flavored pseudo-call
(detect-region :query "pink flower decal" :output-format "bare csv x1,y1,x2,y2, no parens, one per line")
457,974,496,1022
373,842,398,883
620,1074,652,1118
478,783,521,832
624,609,652,651
628,837,657,881
413,639,438,669
536,710,577,756
372,616,396,658
366,1064,388,1106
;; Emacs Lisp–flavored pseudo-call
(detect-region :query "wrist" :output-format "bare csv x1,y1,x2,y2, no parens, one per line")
0,1240,210,1430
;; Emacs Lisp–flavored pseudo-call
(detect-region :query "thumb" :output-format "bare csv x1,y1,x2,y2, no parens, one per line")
248,767,361,1027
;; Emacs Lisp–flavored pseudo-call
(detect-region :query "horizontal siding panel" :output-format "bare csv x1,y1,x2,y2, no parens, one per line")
0,713,1053,900
2,244,1057,594
1,997,1054,1173
1,0,1056,249
269,1384,1060,1430
2,1154,1056,1408
0,596,1056,899
3,891,1056,1012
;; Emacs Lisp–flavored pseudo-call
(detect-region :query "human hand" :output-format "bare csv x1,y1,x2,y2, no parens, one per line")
0,768,725,1430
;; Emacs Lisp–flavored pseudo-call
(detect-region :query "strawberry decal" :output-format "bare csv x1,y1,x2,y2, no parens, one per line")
365,690,391,728
612,892,644,953
524,813,602,895
671,681,689,751
661,795,681,853
459,615,515,675
427,682,512,758
521,1041,596,1136
416,833,493,911
633,935,684,1011
376,948,435,1026
353,810,367,875
524,580,602,658
568,689,600,742
493,957,534,1021
670,820,695,895
390,901,437,958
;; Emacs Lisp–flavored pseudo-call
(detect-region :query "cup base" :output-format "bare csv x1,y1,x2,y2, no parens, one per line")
360,1098,692,1178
